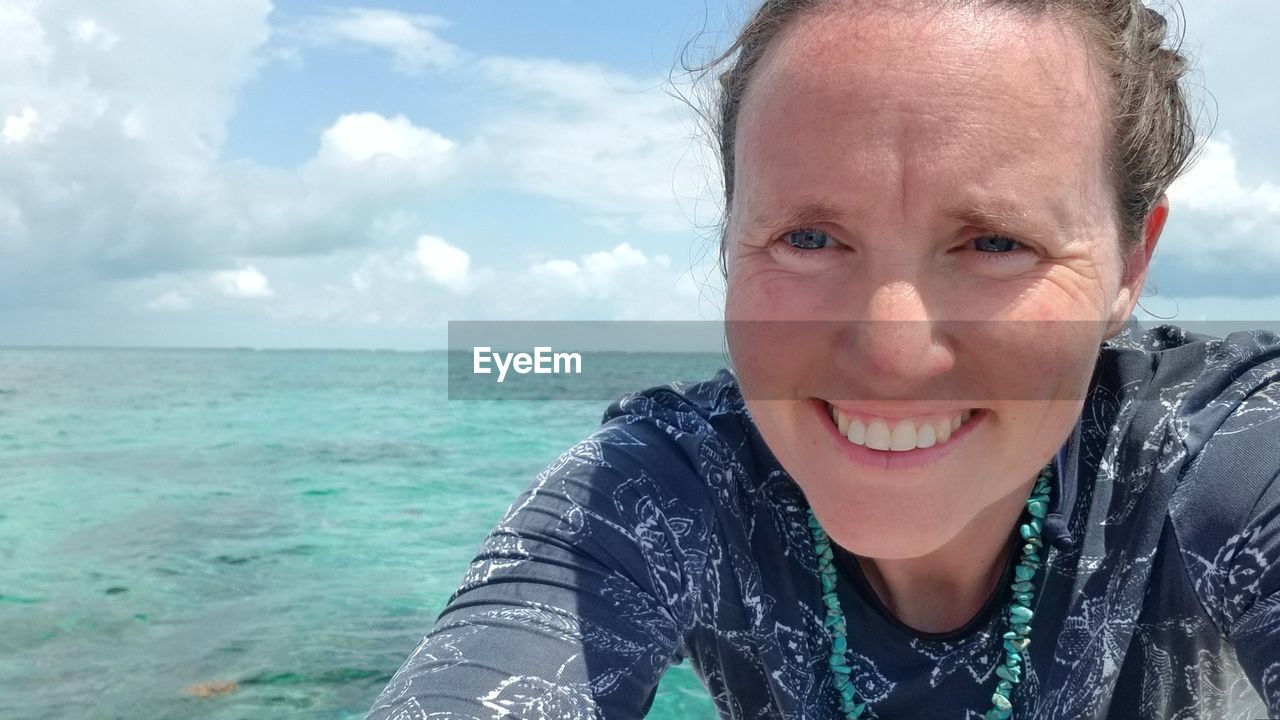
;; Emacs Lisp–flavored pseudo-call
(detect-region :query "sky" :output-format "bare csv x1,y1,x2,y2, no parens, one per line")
1,0,1277,350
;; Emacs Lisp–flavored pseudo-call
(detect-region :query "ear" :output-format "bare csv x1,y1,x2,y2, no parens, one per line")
1105,194,1169,340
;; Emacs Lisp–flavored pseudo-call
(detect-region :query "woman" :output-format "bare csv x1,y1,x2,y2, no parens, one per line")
368,1,1280,718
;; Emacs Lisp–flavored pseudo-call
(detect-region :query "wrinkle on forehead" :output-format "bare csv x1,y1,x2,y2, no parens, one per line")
731,0,1117,239
746,3,1104,125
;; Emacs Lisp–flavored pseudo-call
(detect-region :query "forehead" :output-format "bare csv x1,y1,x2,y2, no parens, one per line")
734,3,1113,222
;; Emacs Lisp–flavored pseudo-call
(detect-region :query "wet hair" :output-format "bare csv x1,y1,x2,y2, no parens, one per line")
693,0,1201,274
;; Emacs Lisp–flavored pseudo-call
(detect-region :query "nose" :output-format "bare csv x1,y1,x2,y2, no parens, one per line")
837,281,954,399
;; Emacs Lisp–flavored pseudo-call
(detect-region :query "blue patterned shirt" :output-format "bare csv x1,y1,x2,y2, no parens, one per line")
368,320,1280,719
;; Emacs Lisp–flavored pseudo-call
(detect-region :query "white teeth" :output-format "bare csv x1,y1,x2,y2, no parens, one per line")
916,422,936,448
828,404,975,452
864,417,892,451
889,419,917,451
847,417,865,445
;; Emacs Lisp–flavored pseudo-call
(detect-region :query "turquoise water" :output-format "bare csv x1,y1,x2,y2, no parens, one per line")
0,349,725,719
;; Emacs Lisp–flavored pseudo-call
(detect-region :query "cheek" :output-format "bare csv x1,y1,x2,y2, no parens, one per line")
960,306,1101,407
1036,253,1124,321
726,272,845,400
725,313,824,402
725,255,837,321
994,264,1119,352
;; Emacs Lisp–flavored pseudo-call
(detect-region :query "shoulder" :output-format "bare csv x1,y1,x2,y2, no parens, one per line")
1135,323,1280,510
602,367,751,440
588,367,762,484
1096,320,1280,465
586,368,791,551
456,370,754,616
518,368,757,518
1113,323,1280,632
1169,324,1280,534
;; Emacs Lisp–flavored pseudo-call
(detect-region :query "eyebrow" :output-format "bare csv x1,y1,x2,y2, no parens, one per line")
749,198,1069,243
945,201,1069,244
747,200,857,231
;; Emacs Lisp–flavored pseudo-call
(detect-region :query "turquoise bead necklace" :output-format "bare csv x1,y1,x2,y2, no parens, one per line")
806,462,1055,720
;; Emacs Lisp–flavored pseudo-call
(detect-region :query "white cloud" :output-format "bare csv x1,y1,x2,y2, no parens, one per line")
268,236,481,327
212,113,457,260
1162,137,1280,272
0,0,461,296
261,237,714,331
1169,138,1280,223
0,0,711,335
284,15,714,235
0,0,277,292
70,18,119,50
36,2,266,149
529,243,654,298
334,234,481,315
0,1,51,73
297,7,460,75
412,235,472,292
119,110,145,140
1178,1,1280,178
1,107,37,143
316,112,455,166
468,56,717,233
212,266,273,299
506,242,711,317
514,242,717,320
0,0,710,321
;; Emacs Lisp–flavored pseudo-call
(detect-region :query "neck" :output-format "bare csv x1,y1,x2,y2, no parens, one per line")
854,479,1035,634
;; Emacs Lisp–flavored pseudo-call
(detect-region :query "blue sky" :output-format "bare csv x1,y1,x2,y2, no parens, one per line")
1,0,1277,349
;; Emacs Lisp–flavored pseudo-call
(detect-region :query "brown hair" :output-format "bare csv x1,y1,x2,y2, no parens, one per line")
692,0,1201,273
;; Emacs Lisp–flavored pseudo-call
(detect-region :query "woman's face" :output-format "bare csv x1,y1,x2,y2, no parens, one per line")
724,5,1158,558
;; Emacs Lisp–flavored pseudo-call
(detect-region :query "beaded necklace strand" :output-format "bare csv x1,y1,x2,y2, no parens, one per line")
806,462,1055,720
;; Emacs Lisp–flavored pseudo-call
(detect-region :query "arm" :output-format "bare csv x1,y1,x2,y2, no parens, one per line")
366,413,717,720
1175,368,1280,714
1223,465,1280,714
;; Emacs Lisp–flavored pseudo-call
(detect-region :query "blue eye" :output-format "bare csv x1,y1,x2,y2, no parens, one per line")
970,235,1035,265
786,229,832,250
973,235,1021,253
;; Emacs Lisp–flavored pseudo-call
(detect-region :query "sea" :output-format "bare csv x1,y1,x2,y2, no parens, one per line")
0,348,728,719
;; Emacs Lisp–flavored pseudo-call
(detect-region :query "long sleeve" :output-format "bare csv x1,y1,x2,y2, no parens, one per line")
1226,464,1280,714
365,406,719,720
1170,337,1280,715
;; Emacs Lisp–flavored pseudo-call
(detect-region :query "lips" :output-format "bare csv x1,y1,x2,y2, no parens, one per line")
828,403,976,451
813,399,986,472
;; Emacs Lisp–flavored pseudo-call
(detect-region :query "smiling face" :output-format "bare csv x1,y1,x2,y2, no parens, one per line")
724,3,1156,558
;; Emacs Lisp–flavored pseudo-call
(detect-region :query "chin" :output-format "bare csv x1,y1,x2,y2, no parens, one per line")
818,503,962,559
803,475,969,559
